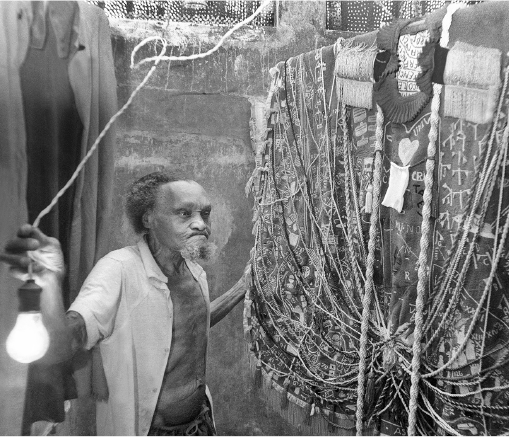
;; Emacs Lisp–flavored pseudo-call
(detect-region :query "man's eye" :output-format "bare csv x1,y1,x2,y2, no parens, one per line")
179,210,191,218
201,210,211,219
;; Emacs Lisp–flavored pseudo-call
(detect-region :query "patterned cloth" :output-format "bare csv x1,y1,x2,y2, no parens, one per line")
245,43,364,433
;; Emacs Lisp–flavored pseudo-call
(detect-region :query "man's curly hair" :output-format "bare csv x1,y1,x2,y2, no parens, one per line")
125,172,181,234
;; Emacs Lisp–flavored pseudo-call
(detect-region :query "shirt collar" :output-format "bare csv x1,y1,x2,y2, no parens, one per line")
137,237,168,284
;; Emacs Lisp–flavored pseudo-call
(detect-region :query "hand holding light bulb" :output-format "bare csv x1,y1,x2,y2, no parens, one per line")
0,225,71,364
6,279,50,363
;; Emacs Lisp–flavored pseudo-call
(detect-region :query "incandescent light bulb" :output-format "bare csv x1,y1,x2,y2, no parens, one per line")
6,279,50,364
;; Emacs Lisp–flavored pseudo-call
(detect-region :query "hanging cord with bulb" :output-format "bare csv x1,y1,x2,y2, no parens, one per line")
31,0,273,230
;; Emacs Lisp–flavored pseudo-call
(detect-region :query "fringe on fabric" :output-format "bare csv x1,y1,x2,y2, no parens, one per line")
246,349,363,436
443,42,502,124
334,39,377,109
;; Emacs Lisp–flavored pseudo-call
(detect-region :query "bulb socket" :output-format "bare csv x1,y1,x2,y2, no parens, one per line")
17,279,43,312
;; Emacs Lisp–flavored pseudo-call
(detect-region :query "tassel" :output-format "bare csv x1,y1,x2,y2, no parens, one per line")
444,85,499,125
264,370,274,391
244,328,253,344
365,183,373,214
365,372,375,410
444,42,501,89
334,39,377,109
304,398,315,426
254,358,262,389
337,78,373,109
443,42,501,124
335,38,377,82
280,377,290,409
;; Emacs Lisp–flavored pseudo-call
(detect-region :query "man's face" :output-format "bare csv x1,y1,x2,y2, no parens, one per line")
146,180,213,259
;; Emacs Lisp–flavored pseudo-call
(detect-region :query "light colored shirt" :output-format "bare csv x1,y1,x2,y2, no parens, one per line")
69,239,211,436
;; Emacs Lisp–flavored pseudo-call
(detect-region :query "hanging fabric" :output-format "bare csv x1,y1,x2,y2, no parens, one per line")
245,2,509,436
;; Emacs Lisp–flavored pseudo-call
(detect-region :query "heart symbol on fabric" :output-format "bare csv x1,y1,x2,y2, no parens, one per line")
398,138,419,166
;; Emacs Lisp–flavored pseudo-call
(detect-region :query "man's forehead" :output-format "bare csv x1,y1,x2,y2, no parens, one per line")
157,180,211,207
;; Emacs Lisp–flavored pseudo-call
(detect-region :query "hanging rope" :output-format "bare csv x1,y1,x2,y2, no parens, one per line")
407,81,441,436
356,104,384,435
407,3,466,435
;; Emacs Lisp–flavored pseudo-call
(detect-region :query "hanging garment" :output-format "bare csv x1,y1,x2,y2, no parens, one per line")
245,43,366,435
245,2,509,436
0,1,117,434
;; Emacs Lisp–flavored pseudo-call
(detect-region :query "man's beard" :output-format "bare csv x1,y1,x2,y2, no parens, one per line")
180,238,217,262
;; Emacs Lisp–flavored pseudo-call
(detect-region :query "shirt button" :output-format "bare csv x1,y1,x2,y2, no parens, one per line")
152,388,158,393
164,348,170,353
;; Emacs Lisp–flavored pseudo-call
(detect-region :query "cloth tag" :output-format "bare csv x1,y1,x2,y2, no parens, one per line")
382,162,410,213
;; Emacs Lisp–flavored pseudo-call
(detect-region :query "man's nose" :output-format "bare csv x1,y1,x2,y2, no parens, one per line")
190,214,207,231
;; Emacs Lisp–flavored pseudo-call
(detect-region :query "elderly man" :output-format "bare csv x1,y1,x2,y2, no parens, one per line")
1,172,247,436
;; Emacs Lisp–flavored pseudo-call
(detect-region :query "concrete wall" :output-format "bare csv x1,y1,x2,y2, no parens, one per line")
105,2,339,435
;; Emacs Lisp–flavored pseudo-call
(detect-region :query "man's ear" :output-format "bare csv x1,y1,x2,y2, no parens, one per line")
142,210,152,230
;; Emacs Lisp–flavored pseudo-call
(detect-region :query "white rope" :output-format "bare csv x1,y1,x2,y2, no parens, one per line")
406,4,466,434
356,104,384,435
407,81,442,436
130,0,273,69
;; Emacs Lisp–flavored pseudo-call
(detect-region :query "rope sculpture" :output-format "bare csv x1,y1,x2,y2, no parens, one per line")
245,2,509,435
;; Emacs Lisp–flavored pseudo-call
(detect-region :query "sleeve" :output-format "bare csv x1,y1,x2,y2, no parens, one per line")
68,256,123,350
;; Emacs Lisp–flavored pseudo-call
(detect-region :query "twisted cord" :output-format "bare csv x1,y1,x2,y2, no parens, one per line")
422,98,509,379
407,4,466,434
356,104,384,435
424,67,509,334
424,2,494,331
408,81,441,435
130,0,273,68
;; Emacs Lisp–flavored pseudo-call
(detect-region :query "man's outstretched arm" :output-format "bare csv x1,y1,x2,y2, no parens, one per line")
209,265,250,328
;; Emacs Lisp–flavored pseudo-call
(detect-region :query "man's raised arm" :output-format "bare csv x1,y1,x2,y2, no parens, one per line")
209,265,250,328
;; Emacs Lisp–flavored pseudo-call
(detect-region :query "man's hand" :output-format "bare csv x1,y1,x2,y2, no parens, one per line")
0,224,65,281
0,225,72,363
